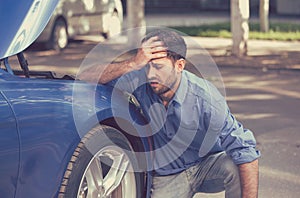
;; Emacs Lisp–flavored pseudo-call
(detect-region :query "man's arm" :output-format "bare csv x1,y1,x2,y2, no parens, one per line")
78,36,167,84
238,159,259,198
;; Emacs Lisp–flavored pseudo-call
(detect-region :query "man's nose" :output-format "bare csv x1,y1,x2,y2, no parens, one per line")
147,65,156,79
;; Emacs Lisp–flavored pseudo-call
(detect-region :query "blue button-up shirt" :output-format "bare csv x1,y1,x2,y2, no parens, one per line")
109,69,260,176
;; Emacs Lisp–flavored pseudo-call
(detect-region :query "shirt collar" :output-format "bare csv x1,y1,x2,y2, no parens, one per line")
173,71,188,105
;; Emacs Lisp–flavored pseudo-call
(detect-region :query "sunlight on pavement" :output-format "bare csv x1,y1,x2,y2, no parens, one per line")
226,94,278,101
235,113,277,120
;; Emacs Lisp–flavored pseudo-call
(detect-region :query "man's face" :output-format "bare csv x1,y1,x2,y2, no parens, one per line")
146,57,182,96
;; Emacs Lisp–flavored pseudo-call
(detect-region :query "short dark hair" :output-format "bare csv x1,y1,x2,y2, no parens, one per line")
142,29,187,61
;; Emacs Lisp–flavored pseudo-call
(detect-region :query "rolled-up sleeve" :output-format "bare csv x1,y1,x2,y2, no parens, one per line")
106,68,147,94
220,107,261,165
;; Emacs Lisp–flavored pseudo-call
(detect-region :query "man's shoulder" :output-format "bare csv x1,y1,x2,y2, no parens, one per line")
183,70,224,103
183,70,213,96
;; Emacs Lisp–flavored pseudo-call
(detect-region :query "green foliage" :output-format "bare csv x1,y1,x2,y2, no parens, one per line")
171,22,300,41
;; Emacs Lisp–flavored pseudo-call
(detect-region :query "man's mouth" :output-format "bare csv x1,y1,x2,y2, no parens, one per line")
149,81,159,87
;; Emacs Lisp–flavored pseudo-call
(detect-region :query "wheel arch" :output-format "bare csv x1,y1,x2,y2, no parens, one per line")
100,117,151,153
58,118,150,198
51,15,68,35
73,111,152,169
43,14,68,41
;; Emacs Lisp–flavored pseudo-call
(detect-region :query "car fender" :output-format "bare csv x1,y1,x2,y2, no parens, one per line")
0,74,151,197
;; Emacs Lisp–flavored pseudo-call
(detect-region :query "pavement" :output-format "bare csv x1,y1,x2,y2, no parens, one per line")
125,12,300,72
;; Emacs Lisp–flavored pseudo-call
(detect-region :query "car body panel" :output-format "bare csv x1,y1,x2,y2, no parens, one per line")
0,69,149,197
0,91,20,197
1,76,80,197
0,0,58,59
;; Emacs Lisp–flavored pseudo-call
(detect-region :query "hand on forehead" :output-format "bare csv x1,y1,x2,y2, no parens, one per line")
141,36,168,59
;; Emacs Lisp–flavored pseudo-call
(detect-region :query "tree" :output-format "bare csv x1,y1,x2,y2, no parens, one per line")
231,0,250,57
260,0,269,32
126,0,146,46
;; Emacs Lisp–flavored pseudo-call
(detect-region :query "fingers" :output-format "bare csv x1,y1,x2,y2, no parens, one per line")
151,50,167,59
133,36,168,69
150,44,167,54
141,36,167,58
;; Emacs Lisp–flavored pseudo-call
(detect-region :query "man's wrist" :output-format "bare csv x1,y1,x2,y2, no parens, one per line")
239,159,259,198
127,56,144,72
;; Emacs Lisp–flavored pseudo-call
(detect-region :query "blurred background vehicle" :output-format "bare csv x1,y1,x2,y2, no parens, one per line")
36,0,123,51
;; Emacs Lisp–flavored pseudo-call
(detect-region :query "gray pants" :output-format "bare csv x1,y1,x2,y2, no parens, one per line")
151,152,241,198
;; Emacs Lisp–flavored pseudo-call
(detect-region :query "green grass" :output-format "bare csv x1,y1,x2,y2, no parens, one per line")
170,22,300,41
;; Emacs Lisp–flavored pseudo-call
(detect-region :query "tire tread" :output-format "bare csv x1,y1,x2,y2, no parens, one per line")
58,125,126,197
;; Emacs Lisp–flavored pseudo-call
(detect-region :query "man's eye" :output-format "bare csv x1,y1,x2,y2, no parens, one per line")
154,64,162,69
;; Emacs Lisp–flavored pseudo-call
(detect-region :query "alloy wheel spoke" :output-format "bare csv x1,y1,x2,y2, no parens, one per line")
103,152,129,196
85,158,104,197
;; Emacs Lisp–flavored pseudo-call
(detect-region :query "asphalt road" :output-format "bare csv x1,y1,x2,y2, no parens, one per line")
16,36,300,198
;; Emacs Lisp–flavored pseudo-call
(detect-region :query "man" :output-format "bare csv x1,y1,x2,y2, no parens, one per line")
80,29,260,198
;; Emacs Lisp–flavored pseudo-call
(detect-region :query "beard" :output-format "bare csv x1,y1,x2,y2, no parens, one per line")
150,74,178,96
152,84,171,95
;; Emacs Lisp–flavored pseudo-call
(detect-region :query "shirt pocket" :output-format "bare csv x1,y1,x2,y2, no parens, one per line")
178,104,200,130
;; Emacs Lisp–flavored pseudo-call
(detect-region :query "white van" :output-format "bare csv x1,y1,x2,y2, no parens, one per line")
36,0,123,50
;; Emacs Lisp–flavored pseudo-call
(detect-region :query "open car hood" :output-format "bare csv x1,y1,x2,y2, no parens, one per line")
0,0,58,59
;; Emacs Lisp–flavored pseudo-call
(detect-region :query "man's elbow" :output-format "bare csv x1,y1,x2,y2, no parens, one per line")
98,77,109,84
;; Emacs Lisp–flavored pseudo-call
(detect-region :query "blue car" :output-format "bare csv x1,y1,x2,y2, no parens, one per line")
0,1,151,197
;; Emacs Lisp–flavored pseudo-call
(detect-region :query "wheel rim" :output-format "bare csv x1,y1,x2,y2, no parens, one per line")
55,25,68,49
78,146,137,198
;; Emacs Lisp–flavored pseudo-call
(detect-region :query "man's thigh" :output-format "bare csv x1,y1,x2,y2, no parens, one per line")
188,152,240,196
151,171,194,198
151,152,240,198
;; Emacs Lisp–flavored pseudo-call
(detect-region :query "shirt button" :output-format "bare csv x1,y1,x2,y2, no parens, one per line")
167,132,174,138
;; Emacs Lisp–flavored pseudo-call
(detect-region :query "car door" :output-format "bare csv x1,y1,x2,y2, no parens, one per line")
64,0,94,35
88,0,104,33
0,91,20,197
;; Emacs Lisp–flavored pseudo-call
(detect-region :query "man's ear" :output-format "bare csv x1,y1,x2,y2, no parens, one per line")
175,58,186,72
